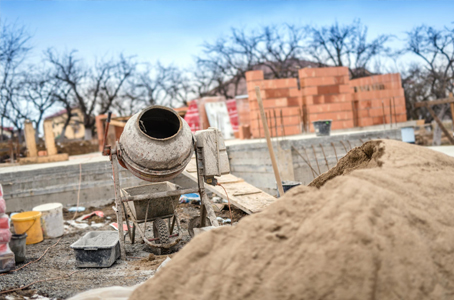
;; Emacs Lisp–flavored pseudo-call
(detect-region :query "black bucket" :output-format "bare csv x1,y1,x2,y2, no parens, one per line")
277,181,302,197
313,120,332,136
9,233,27,263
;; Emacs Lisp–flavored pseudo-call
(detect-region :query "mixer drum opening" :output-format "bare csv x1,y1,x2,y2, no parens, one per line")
139,107,181,139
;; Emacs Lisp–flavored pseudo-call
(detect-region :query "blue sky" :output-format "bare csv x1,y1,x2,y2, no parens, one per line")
1,1,453,68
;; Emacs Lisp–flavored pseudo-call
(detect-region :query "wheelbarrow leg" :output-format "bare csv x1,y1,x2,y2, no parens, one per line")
122,202,134,243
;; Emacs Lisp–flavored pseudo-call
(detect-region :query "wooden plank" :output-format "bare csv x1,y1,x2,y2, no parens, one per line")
427,106,454,145
43,120,57,156
415,97,454,108
109,120,126,128
182,157,275,214
24,121,38,157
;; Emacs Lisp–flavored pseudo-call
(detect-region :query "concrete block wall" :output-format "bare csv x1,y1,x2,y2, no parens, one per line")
244,68,408,138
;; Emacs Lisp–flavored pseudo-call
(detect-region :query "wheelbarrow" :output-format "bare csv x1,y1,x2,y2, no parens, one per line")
120,182,183,254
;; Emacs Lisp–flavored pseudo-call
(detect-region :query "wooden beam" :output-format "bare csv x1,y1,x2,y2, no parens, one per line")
426,106,454,145
43,120,57,156
415,97,454,108
24,121,38,157
109,120,126,128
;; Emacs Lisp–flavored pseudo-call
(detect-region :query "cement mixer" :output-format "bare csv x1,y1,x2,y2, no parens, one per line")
102,105,230,258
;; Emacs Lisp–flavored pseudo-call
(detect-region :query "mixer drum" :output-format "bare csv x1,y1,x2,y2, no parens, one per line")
118,105,194,182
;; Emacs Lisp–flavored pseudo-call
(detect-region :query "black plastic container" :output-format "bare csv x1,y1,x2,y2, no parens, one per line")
312,120,332,136
9,233,27,263
70,231,120,268
277,181,302,197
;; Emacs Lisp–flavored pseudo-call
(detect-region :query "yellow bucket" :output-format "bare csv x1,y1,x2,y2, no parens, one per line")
11,211,43,244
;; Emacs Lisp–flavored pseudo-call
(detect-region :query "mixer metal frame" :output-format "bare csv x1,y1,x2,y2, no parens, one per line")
109,140,219,259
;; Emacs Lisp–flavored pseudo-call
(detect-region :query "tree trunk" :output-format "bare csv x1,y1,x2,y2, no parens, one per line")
59,108,72,142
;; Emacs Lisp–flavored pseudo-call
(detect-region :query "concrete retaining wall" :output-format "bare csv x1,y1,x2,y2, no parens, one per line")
1,128,401,212
226,129,401,196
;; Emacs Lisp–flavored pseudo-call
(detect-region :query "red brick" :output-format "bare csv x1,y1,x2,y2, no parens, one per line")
299,67,348,78
238,125,252,139
264,88,290,98
325,93,352,103
245,70,264,82
318,85,340,95
359,117,374,127
289,88,303,97
300,76,349,87
302,86,318,96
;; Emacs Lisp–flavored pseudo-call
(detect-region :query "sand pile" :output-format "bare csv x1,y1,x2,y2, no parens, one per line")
130,140,454,300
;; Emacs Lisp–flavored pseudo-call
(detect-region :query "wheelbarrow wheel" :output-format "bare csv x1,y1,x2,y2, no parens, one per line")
188,216,212,238
153,218,171,255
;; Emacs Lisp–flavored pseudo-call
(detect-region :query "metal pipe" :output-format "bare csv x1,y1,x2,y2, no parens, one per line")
122,187,199,202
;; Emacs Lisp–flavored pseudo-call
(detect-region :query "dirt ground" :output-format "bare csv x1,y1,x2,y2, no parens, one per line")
0,201,247,299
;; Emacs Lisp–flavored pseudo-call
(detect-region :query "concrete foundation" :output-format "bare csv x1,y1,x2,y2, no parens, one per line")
226,128,402,195
1,128,402,212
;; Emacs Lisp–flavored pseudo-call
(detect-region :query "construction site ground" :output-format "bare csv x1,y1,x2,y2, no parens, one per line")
0,202,246,299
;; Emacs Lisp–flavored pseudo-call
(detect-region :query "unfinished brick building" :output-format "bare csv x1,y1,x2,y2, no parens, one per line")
243,67,406,138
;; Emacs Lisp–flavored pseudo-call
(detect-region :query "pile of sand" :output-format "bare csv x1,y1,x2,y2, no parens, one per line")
130,140,454,300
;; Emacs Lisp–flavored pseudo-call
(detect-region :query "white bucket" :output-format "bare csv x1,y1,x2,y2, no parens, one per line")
32,203,64,238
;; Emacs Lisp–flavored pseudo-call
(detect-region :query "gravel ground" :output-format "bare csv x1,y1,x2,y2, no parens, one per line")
0,201,247,299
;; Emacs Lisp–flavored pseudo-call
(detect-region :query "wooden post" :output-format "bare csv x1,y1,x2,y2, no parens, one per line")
257,113,261,138
450,93,454,129
381,101,386,130
24,120,38,157
43,120,58,156
255,87,284,197
427,106,454,145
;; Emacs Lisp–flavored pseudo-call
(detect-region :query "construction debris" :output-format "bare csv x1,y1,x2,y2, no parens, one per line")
130,140,454,300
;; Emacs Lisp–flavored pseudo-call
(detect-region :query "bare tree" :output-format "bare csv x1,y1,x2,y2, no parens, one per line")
21,69,60,138
306,19,391,78
46,49,137,139
196,25,313,98
403,25,454,102
0,20,32,141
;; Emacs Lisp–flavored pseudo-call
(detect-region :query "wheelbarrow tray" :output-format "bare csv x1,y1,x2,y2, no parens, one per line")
121,182,180,222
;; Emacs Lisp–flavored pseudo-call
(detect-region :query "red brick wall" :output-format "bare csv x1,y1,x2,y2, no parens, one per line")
246,71,302,138
243,69,407,139
299,67,354,132
350,73,406,126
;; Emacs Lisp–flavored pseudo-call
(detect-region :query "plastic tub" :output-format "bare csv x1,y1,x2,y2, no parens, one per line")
33,203,64,238
312,120,332,136
11,211,43,245
70,231,120,268
9,233,27,263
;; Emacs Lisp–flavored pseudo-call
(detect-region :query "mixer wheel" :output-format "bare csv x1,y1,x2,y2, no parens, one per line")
153,218,171,255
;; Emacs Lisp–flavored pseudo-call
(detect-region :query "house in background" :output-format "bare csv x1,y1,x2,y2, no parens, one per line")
44,107,85,140
0,127,14,141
